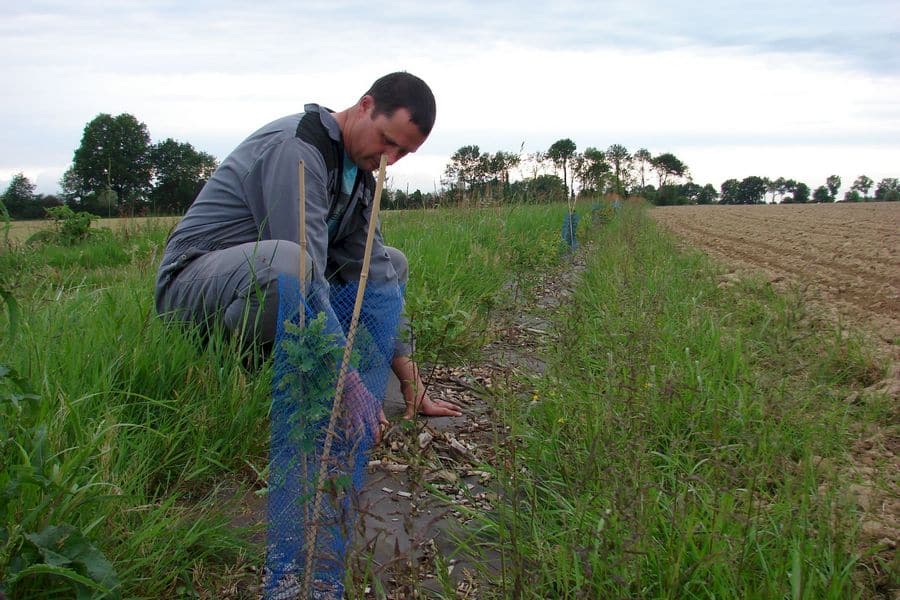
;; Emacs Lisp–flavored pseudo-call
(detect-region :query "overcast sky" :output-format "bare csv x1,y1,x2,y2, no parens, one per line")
2,0,898,199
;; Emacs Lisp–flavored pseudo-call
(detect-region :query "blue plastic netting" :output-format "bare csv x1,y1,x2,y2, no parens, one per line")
562,211,580,251
266,275,402,599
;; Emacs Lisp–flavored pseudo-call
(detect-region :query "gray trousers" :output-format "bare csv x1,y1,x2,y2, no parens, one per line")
156,240,411,355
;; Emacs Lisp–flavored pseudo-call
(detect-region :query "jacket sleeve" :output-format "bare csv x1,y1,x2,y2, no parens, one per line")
242,136,331,285
237,136,361,354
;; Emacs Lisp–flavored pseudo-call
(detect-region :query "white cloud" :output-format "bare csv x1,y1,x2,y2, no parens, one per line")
1,1,897,199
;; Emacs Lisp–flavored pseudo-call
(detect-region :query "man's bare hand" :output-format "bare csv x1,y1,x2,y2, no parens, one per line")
392,355,463,420
343,370,388,444
402,390,462,419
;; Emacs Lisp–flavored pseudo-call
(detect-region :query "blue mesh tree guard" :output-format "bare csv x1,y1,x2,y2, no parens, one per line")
266,274,402,599
562,211,580,252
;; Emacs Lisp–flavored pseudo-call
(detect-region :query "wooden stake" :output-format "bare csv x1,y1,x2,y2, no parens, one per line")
298,160,307,328
297,160,311,531
301,154,388,598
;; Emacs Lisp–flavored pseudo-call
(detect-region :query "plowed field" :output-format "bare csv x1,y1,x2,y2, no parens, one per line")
652,202,900,578
651,202,900,350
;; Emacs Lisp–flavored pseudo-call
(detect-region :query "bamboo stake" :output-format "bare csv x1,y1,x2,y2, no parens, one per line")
297,159,311,533
298,160,307,328
300,154,388,598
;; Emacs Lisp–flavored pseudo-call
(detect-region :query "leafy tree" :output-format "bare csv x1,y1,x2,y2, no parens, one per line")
825,175,841,201
387,187,406,209
490,151,520,187
526,174,567,203
766,177,783,204
632,148,652,192
697,183,719,205
480,150,520,200
409,189,425,208
655,184,687,206
778,178,797,203
149,138,218,214
68,113,153,212
813,185,832,203
570,152,585,194
2,172,36,218
547,138,577,198
652,153,688,190
444,145,484,196
843,190,862,202
606,144,630,197
575,147,609,196
874,177,900,201
59,167,84,206
851,175,873,198
792,182,810,203
738,176,767,204
720,179,741,204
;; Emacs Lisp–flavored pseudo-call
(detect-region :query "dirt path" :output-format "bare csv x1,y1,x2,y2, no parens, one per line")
220,245,589,599
345,244,588,597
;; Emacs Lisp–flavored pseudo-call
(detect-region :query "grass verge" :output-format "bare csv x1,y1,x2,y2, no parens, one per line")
477,202,892,598
0,203,573,597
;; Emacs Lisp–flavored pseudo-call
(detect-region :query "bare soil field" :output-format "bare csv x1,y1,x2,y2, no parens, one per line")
3,216,180,245
652,202,900,583
651,202,900,350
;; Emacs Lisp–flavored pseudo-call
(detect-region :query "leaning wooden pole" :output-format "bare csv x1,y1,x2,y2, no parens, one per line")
298,160,307,328
300,154,388,598
297,160,311,529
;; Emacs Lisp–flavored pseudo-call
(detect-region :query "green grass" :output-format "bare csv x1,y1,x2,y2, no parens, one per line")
1,244,270,598
0,203,890,597
382,203,568,362
0,204,570,597
475,203,889,598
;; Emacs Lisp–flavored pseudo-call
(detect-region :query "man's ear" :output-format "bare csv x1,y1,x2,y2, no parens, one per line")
358,94,375,114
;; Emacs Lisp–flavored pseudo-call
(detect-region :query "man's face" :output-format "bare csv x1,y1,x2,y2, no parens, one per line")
346,95,427,171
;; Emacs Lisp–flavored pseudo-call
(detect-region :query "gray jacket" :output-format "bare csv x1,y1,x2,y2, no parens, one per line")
155,104,397,296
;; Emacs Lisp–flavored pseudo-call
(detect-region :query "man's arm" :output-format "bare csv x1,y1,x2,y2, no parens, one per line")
392,355,463,419
247,139,388,440
244,137,332,282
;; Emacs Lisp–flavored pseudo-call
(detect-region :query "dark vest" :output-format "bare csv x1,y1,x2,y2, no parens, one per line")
294,108,376,219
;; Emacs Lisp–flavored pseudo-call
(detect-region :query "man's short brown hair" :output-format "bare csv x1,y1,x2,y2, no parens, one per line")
366,72,436,137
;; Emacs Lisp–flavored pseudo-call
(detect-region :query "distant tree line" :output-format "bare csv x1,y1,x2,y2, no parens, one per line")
424,138,900,207
0,174,62,220
433,140,702,206
717,174,899,205
1,113,217,220
5,126,900,220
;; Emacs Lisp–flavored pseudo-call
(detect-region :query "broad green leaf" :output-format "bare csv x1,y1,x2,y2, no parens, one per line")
24,524,120,595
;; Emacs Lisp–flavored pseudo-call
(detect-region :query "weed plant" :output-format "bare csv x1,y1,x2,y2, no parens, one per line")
481,203,886,598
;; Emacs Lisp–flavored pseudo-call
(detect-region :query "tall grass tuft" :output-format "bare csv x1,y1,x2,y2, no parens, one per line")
383,203,566,363
1,223,268,597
